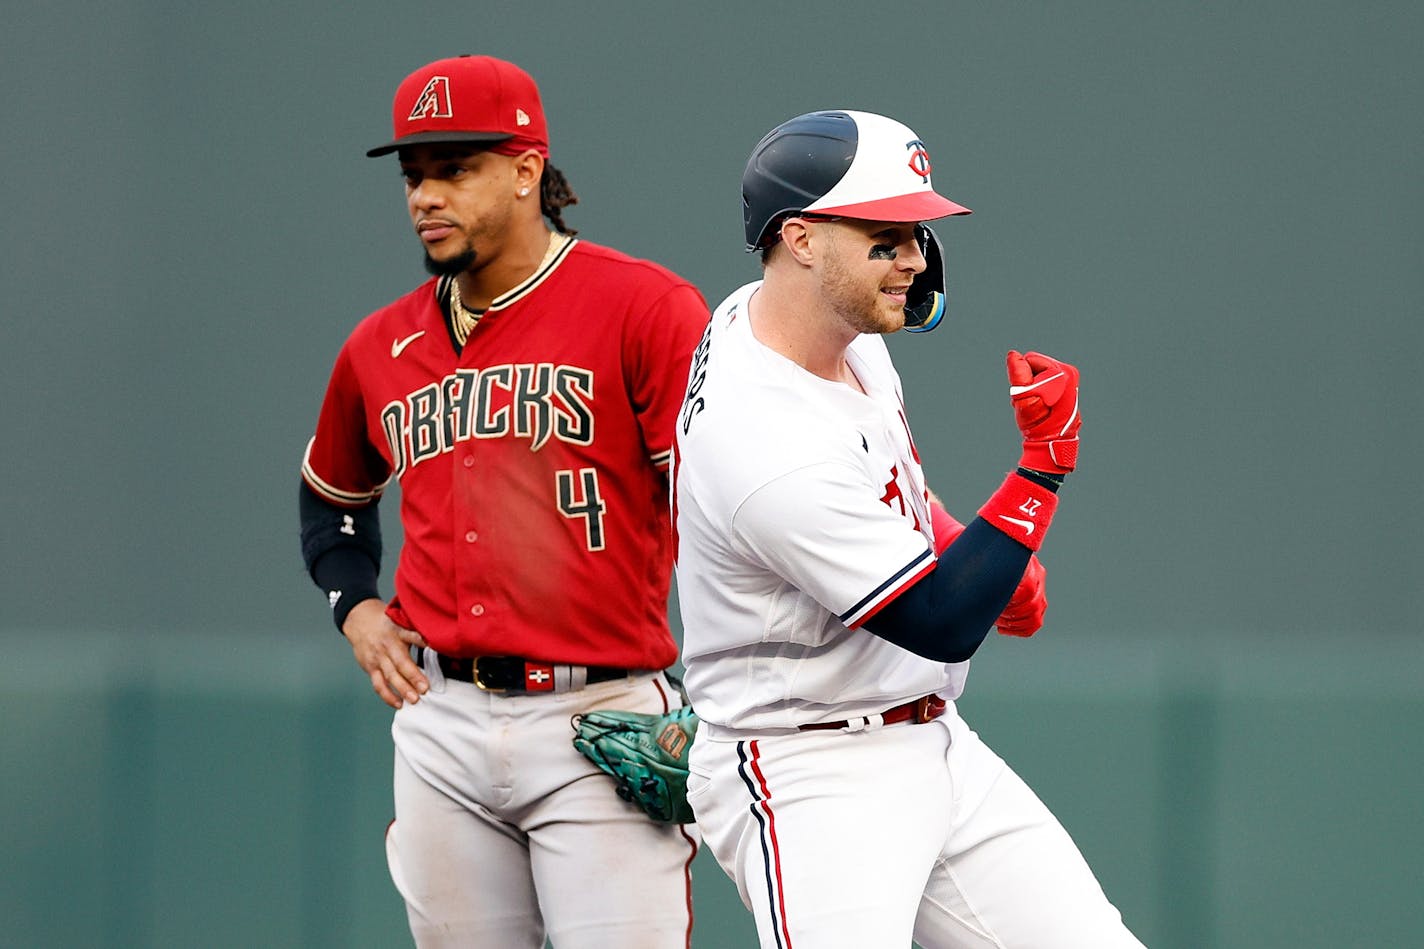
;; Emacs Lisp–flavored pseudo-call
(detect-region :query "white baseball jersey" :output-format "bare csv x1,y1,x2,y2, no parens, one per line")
673,281,970,731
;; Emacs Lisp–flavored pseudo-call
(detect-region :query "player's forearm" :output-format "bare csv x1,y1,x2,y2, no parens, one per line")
299,481,384,632
860,518,1033,663
310,546,382,633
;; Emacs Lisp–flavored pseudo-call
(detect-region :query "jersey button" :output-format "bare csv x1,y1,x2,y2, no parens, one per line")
465,530,478,543
462,456,475,468
469,604,485,617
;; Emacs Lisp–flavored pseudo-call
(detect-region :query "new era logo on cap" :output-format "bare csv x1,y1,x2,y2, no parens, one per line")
368,55,550,158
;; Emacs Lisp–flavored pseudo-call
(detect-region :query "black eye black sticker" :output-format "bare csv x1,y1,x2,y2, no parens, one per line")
868,244,898,260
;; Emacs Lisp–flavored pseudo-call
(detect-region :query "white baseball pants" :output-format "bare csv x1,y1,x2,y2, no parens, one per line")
387,669,699,948
687,705,1145,948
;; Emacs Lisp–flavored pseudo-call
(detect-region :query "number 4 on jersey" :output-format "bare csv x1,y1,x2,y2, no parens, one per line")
557,468,607,551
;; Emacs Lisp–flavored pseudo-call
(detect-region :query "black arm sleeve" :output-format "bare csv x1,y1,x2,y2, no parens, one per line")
299,481,383,632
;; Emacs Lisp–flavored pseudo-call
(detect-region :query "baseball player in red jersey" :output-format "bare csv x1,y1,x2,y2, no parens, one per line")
298,55,708,947
672,111,1145,947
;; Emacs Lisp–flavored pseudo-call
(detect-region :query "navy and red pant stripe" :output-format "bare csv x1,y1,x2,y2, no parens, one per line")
736,740,796,949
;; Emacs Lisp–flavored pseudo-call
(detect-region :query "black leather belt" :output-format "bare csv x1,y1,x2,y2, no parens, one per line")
431,653,633,693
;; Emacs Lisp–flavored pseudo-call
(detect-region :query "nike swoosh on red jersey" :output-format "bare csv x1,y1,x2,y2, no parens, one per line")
391,331,426,358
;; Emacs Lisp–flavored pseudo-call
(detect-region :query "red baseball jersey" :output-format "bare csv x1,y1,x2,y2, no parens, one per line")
303,237,709,668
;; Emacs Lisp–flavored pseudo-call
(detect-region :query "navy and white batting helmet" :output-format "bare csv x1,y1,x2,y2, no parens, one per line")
741,110,971,251
741,110,971,331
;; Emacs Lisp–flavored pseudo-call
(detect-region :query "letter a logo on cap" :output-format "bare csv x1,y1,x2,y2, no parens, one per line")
408,76,453,120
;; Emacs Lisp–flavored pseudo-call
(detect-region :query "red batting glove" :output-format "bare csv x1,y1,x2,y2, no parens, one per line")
1006,350,1081,474
995,554,1046,637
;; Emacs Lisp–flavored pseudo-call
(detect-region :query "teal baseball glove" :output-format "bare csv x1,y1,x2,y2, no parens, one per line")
572,706,699,824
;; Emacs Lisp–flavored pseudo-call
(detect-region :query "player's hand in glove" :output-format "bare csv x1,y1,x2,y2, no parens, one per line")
995,553,1046,637
1006,350,1080,474
572,707,699,824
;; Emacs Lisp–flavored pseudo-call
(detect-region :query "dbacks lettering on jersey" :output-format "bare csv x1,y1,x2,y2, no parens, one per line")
382,362,595,478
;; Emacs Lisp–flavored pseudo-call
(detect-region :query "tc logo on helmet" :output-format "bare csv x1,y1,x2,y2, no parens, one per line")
408,76,454,121
905,140,932,182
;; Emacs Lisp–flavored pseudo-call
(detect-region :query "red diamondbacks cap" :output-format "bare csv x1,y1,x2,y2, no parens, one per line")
367,55,550,158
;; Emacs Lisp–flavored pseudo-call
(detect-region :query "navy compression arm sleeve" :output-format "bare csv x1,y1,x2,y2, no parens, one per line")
860,517,1031,663
299,481,382,631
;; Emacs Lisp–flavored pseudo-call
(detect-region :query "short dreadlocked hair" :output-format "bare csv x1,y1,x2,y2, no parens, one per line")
540,163,579,235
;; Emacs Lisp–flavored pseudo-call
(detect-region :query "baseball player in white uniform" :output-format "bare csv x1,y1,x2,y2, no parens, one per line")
671,110,1145,948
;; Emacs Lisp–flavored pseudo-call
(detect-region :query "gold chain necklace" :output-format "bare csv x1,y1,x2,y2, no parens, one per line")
447,231,567,341
447,275,481,340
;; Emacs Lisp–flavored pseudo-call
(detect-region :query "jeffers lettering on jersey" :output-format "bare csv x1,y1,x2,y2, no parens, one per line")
380,362,595,477
678,321,714,435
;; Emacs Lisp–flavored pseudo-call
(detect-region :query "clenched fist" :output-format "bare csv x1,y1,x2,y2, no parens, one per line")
1006,350,1080,474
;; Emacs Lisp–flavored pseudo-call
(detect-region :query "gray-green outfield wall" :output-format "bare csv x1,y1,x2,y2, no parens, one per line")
5,632,1421,948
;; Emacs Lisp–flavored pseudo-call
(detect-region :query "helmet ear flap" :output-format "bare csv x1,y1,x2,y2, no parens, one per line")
903,224,947,333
